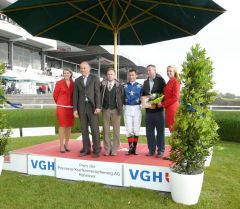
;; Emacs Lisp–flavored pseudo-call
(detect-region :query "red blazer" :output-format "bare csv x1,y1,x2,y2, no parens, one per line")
161,77,180,108
53,79,74,106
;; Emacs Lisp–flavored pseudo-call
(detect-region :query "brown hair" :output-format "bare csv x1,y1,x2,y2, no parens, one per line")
106,67,115,74
63,68,73,79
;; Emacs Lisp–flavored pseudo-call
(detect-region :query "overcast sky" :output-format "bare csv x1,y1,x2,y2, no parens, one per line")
103,0,240,96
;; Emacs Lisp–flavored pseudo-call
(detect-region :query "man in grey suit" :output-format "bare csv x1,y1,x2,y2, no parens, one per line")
73,61,101,158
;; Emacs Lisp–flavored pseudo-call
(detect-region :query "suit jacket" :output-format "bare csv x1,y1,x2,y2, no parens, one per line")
73,74,101,114
161,77,180,109
142,74,166,112
53,79,74,106
100,79,123,113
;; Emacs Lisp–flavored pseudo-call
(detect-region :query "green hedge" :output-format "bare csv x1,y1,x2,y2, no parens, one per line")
3,109,80,133
3,109,126,133
213,111,240,142
1,109,240,142
3,109,142,131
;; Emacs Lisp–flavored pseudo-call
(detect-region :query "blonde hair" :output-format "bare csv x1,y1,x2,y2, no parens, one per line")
63,68,73,79
167,65,180,81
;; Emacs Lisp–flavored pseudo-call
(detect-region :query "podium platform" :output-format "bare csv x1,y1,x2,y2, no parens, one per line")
4,139,172,191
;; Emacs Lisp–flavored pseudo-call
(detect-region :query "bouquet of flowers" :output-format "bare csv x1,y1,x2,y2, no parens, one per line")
141,93,164,109
148,93,164,104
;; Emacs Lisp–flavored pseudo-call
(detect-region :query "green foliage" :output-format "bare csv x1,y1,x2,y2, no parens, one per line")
0,111,11,155
213,111,240,142
3,109,134,132
4,109,80,133
221,92,236,99
170,44,219,174
2,108,238,142
0,63,11,155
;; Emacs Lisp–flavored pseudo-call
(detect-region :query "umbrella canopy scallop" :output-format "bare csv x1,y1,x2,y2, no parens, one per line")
2,0,225,76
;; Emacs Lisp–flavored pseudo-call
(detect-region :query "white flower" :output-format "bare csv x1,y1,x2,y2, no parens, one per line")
150,93,156,99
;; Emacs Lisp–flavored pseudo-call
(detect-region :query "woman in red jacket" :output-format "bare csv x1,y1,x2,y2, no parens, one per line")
160,65,180,132
53,68,74,153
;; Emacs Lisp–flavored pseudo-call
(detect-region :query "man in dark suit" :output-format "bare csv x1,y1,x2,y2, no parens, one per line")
73,61,101,158
142,64,166,158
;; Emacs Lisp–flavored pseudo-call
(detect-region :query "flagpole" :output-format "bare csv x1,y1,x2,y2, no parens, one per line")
114,30,118,80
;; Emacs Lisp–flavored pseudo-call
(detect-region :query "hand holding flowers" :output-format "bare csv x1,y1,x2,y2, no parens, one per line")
148,93,164,104
141,93,164,109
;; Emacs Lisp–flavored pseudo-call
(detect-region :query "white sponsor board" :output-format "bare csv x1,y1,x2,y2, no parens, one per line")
28,155,55,176
124,164,171,191
56,158,123,186
3,128,21,138
22,127,55,137
22,153,171,191
4,153,28,173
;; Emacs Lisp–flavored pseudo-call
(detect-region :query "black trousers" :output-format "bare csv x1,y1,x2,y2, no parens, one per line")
79,103,100,153
145,111,165,153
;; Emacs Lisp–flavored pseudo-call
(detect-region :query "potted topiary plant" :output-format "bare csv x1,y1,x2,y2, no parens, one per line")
169,44,219,205
0,63,11,175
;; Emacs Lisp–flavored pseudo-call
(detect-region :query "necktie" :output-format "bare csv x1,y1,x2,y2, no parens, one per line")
108,82,112,91
83,76,87,86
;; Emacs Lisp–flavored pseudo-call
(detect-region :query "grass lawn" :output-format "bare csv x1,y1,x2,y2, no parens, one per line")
0,135,239,209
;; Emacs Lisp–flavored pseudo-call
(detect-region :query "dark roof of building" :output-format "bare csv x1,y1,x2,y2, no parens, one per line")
46,43,136,69
46,42,147,81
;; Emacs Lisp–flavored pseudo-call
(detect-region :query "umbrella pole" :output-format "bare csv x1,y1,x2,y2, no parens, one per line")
98,56,101,78
114,30,118,80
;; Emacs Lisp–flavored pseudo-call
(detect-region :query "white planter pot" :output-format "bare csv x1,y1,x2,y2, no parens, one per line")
205,147,213,167
0,155,4,176
170,170,204,205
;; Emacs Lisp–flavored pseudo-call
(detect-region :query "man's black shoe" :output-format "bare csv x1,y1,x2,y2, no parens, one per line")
156,152,164,158
80,151,91,157
163,157,171,161
146,152,155,156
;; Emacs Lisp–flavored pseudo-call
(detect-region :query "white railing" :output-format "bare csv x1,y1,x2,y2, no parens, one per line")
209,105,240,111
2,104,56,109
2,104,240,111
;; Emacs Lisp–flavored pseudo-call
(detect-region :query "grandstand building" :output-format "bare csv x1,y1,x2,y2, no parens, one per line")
0,1,146,95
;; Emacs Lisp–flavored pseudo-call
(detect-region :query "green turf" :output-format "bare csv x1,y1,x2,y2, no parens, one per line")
5,133,80,153
0,137,239,209
4,134,151,155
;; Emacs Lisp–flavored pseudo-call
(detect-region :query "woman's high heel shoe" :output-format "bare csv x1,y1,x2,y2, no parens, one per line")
64,144,70,152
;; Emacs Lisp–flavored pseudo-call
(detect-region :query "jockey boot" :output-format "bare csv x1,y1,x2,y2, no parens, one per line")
126,136,134,155
133,135,139,155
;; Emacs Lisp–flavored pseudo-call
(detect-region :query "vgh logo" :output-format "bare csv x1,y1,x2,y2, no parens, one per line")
129,169,162,182
31,160,55,171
